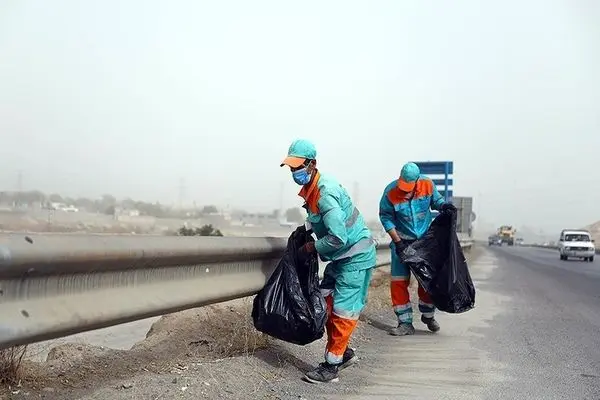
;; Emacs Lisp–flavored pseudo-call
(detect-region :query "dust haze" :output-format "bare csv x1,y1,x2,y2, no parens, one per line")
1,1,599,237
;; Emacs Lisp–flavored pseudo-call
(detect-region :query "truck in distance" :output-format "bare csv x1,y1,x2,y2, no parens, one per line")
497,225,516,246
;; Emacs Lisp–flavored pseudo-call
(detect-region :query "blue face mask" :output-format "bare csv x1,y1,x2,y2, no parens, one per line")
292,167,311,185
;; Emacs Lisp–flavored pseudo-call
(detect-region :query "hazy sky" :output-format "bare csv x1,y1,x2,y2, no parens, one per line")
1,1,599,232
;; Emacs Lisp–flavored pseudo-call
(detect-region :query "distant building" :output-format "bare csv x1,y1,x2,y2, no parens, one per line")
115,207,140,217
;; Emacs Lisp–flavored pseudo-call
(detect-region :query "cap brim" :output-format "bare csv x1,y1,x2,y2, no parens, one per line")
398,179,415,192
280,156,305,168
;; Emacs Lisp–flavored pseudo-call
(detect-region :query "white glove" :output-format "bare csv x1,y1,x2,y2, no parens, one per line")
304,220,312,232
304,220,317,241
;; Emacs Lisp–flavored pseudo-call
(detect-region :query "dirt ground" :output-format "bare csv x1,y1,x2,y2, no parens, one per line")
1,248,479,400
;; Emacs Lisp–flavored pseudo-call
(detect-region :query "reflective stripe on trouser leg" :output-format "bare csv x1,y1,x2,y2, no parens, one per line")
391,277,412,323
417,285,435,318
321,266,373,365
390,248,413,323
322,292,334,348
325,314,358,364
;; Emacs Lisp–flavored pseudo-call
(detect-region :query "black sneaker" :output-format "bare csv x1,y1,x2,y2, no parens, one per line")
421,315,441,332
338,348,358,371
389,322,415,336
303,362,339,384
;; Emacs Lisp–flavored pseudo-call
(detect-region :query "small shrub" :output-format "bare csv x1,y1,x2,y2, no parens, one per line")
0,345,27,386
178,224,223,237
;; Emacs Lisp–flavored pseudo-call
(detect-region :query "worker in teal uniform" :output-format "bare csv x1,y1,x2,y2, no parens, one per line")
280,139,376,384
379,162,456,336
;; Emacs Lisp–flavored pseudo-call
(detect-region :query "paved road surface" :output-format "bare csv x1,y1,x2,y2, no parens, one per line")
476,245,600,399
347,245,600,400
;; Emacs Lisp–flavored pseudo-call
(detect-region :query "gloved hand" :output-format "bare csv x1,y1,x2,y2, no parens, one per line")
393,240,403,258
441,203,457,213
304,220,313,233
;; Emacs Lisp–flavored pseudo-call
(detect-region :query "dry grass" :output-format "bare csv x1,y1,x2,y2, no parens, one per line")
0,345,27,387
180,301,272,358
10,299,272,396
140,299,271,361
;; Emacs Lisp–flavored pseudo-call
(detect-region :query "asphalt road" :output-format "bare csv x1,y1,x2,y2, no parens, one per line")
344,245,600,400
477,245,600,399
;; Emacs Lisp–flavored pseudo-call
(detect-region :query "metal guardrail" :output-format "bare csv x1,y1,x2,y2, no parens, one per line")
0,233,473,350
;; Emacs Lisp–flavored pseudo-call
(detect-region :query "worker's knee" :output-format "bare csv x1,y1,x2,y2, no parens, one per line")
390,259,410,278
390,277,410,291
332,294,365,319
332,270,371,317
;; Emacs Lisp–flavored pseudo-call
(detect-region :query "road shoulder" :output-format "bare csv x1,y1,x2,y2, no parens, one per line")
8,247,499,400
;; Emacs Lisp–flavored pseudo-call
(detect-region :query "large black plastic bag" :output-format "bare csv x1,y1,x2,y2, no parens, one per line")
251,225,327,345
398,209,476,313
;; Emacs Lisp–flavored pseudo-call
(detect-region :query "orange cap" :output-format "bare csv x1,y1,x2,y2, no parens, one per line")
280,139,317,168
397,178,416,192
397,162,420,192
280,156,306,168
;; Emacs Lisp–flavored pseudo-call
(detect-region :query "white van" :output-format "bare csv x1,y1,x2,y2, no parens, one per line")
558,229,595,262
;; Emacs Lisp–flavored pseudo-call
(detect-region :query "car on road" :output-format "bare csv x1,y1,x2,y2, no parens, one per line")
488,235,502,246
558,229,595,262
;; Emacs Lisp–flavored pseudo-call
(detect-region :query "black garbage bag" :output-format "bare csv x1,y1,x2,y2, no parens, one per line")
398,209,476,313
251,225,327,345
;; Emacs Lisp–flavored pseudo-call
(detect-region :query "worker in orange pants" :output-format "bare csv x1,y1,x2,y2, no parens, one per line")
389,246,436,334
280,139,376,383
379,162,456,335
319,253,374,368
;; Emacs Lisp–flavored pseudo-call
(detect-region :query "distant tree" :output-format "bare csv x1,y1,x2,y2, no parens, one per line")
285,207,304,223
178,224,223,237
97,194,117,213
201,205,219,214
48,193,64,203
178,226,194,236
101,194,117,206
15,190,45,205
104,205,116,215
135,201,167,218
198,224,223,236
74,197,95,211
121,198,137,210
